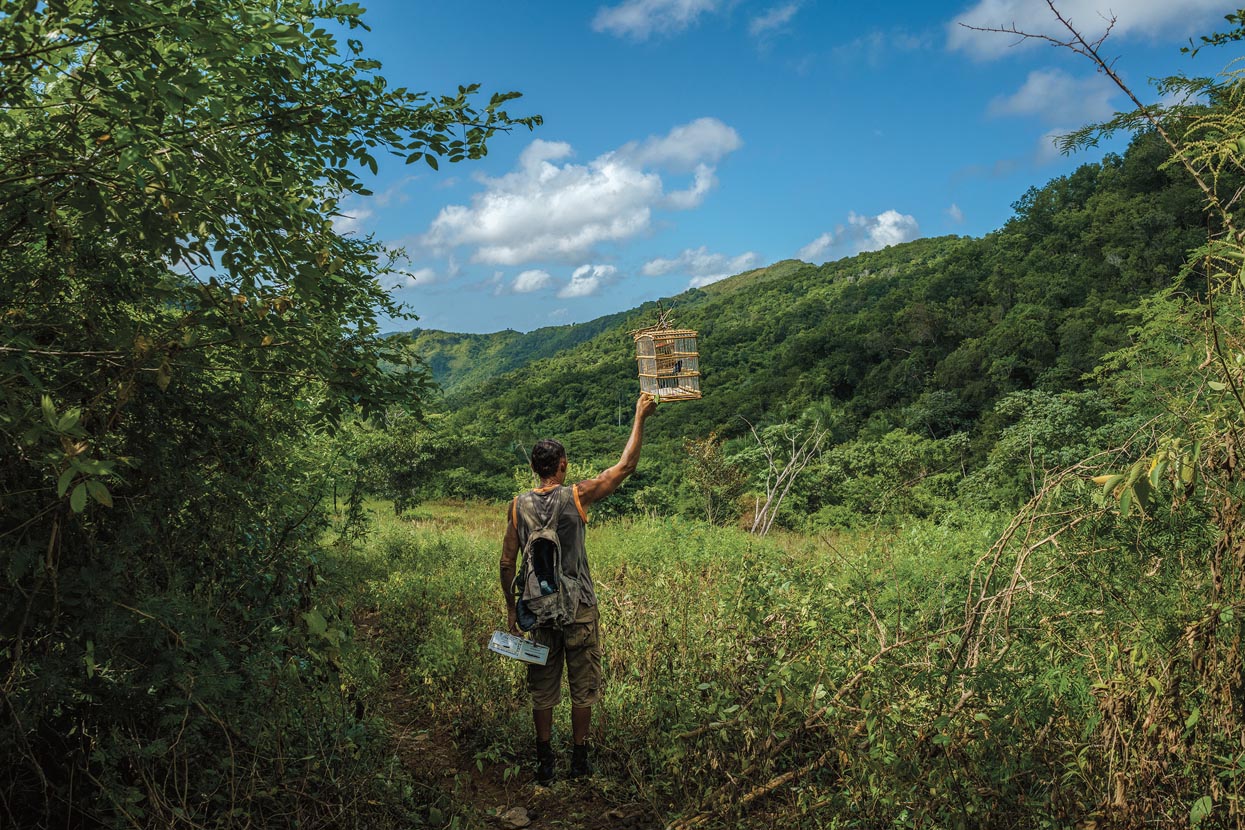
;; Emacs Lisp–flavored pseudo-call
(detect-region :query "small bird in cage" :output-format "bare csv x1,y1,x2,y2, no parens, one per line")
631,307,701,401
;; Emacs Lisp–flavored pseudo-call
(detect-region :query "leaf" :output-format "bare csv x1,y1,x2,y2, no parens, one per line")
1120,487,1133,516
1190,795,1213,826
1100,474,1125,494
424,153,439,171
86,480,113,507
57,467,76,497
70,482,87,512
1208,380,1227,391
1149,460,1168,489
1132,478,1153,512
41,395,56,426
155,360,171,391
57,408,81,432
303,609,328,637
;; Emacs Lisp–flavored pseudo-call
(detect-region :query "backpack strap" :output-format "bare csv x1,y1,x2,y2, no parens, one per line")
517,487,568,538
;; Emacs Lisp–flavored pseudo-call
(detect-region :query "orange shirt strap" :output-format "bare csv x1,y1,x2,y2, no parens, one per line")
572,484,589,525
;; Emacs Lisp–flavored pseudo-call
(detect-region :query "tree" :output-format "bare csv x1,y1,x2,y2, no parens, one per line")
737,419,827,536
0,1,539,825
683,432,748,526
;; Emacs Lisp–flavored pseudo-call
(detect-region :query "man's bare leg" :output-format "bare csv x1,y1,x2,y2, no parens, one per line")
571,705,590,744
534,707,553,741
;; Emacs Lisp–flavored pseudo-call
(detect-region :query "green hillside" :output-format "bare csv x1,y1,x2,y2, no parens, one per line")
389,128,1205,520
410,307,636,393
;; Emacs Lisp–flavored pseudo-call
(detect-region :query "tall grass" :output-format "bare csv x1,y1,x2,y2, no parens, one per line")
333,499,1078,826
331,490,1237,828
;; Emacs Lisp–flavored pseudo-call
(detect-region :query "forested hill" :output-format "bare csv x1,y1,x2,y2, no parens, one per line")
403,128,1203,504
409,307,634,394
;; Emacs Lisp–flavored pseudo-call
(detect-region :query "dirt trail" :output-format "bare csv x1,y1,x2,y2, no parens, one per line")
358,610,663,829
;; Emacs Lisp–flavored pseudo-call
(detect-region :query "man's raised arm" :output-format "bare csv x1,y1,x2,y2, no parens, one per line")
576,393,658,508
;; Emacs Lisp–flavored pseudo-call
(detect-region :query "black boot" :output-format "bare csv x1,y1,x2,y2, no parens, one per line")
570,743,591,778
535,740,556,785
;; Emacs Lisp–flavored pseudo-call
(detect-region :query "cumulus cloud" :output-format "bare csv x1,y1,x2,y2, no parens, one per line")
664,164,718,209
797,231,839,262
513,269,553,293
424,119,742,266
750,3,800,38
948,0,1225,60
620,117,742,171
559,264,618,298
855,210,920,250
593,0,723,39
798,209,920,261
989,68,1116,125
642,246,760,287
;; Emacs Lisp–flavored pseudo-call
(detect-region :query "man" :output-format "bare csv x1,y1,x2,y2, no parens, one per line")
500,392,659,784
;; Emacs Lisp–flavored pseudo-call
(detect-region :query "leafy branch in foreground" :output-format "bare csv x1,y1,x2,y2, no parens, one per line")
0,1,539,827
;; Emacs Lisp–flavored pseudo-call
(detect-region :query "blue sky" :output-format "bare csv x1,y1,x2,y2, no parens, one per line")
338,0,1233,334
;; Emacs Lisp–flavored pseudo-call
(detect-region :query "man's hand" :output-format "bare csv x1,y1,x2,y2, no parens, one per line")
636,392,658,421
508,606,520,635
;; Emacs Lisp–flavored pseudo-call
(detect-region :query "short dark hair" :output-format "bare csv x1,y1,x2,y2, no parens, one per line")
531,439,566,479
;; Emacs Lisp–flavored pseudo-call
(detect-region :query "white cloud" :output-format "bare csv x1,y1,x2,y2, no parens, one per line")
854,210,920,250
513,269,553,293
797,230,840,262
559,264,618,298
989,68,1116,124
642,246,760,287
750,3,800,37
947,203,965,224
798,209,921,260
620,117,742,171
593,0,723,39
664,164,717,209
948,0,1226,60
424,119,742,266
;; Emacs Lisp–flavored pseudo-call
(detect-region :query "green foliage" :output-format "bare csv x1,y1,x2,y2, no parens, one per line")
0,1,538,826
683,432,748,525
376,126,1209,526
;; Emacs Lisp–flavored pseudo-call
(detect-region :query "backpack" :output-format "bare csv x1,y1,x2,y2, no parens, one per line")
512,487,582,631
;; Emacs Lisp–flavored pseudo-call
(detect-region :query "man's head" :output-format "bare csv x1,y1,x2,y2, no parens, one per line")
531,439,567,480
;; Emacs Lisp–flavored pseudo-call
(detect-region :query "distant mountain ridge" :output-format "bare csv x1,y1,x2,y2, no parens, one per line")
409,307,637,394
408,258,819,395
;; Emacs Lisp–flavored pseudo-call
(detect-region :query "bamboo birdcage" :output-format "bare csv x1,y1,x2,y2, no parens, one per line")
632,310,701,401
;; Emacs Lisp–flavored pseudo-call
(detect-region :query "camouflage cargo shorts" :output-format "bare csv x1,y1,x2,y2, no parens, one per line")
528,602,601,709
